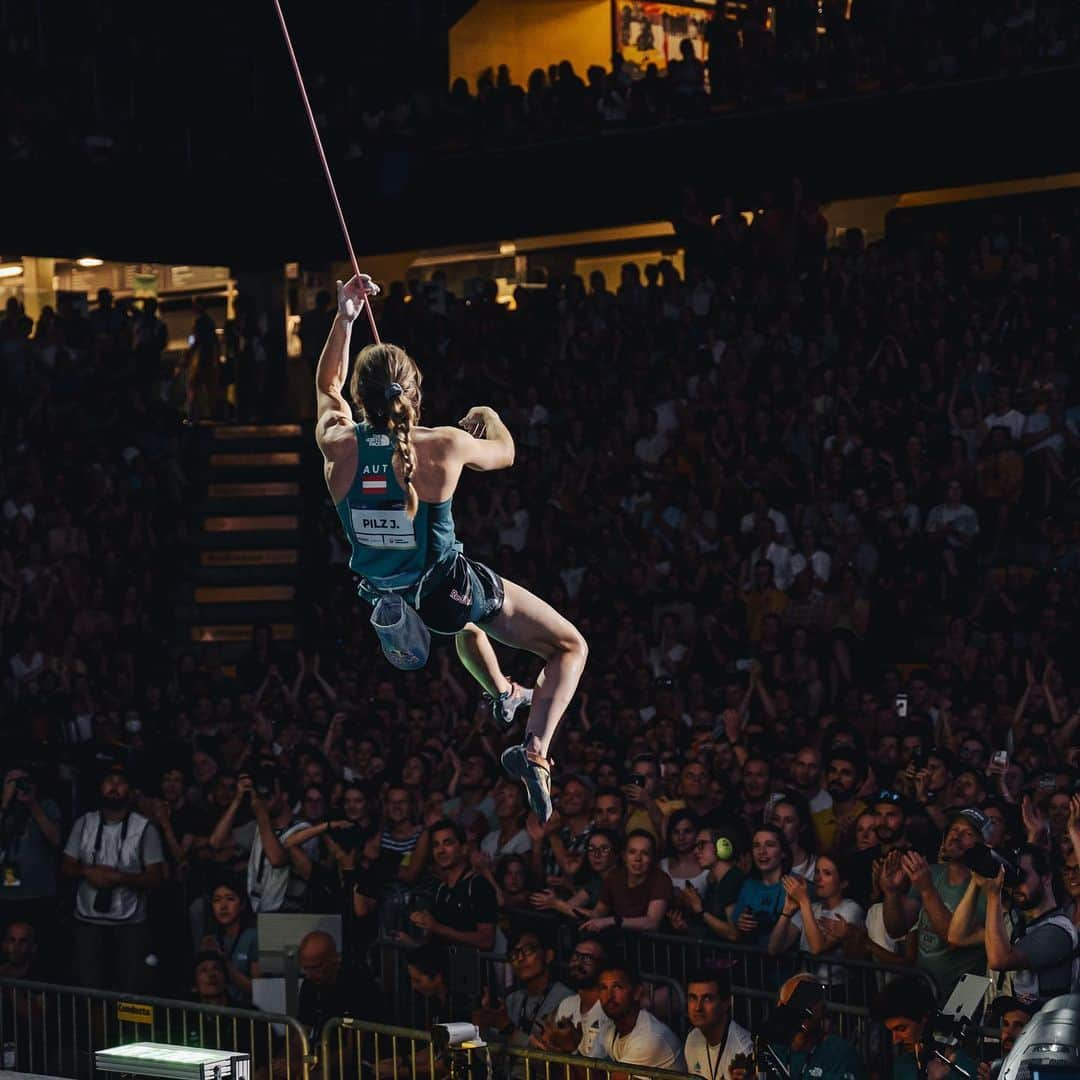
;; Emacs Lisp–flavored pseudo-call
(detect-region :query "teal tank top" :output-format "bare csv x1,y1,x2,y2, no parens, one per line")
335,422,460,597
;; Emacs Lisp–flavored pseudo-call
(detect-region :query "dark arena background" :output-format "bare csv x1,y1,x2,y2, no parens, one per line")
4,2,1080,1079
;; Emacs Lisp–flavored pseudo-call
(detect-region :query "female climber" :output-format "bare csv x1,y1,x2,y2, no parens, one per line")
313,274,587,822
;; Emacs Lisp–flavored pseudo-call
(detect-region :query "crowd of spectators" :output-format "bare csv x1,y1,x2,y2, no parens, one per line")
7,2,1080,171
4,178,1080,1078
341,0,1080,154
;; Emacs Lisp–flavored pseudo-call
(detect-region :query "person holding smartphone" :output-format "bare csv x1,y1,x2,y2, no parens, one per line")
719,825,791,945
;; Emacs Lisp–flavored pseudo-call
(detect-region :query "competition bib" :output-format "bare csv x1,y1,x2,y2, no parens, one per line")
351,507,417,549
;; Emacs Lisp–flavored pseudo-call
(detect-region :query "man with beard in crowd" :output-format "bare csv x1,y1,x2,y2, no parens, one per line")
882,808,988,997
814,749,868,855
949,844,1078,1008
845,790,911,908
978,998,1035,1080
61,763,165,991
597,961,685,1070
534,935,613,1058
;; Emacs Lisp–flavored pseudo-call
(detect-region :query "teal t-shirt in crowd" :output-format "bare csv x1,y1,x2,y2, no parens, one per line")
913,864,986,996
777,1035,866,1080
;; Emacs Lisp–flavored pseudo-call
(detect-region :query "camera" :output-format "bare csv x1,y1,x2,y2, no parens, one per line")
14,779,32,794
628,775,647,787
253,768,278,798
431,1023,485,1051
963,843,1023,887
895,692,909,719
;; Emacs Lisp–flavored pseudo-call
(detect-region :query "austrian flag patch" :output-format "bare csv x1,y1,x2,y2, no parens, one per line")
362,477,388,494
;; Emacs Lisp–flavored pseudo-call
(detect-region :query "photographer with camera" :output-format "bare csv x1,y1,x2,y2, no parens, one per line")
0,765,62,932
61,762,165,991
209,767,315,913
948,843,1078,1008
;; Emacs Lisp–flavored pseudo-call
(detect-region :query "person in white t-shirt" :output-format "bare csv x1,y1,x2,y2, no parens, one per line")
532,935,614,1059
982,387,1026,443
597,962,685,1071
684,968,754,1080
767,855,865,985
480,778,531,860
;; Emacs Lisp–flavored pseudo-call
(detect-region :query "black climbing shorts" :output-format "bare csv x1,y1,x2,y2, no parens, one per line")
418,553,506,636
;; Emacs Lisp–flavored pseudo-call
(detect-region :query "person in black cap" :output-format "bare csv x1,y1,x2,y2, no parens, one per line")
978,997,1036,1080
882,807,988,998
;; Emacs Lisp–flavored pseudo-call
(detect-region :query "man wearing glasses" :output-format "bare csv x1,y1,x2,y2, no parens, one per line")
472,928,572,1049
533,936,614,1058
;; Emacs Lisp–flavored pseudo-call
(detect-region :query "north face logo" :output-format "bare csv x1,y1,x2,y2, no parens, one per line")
366,434,391,447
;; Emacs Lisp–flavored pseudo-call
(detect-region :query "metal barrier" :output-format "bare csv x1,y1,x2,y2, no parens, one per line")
509,1045,696,1080
320,1018,696,1080
0,976,313,1079
621,932,936,1078
374,941,690,1038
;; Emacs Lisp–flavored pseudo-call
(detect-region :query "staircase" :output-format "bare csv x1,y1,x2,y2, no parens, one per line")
185,423,307,660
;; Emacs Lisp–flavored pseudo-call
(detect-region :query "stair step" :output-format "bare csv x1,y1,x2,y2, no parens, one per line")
203,515,299,533
200,549,300,567
204,495,303,514
208,482,300,499
195,531,301,549
195,585,296,604
214,424,302,440
191,623,296,644
194,600,297,622
210,452,301,468
194,564,300,586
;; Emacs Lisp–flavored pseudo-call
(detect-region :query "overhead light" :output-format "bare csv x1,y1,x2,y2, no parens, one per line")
76,256,104,268
0,264,23,279
499,242,517,255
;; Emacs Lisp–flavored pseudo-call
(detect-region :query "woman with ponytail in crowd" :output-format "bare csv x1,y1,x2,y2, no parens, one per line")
314,275,588,821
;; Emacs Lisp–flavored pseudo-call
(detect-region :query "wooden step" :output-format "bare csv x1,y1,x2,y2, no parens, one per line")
204,515,298,533
200,549,300,567
213,424,302,439
210,452,301,468
208,482,300,499
195,585,296,604
190,623,296,644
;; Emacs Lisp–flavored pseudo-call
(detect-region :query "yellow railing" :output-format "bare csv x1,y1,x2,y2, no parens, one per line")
0,977,313,1079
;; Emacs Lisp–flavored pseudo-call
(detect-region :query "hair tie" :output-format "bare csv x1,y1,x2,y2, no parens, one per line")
384,382,403,402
